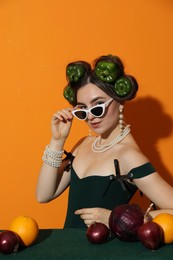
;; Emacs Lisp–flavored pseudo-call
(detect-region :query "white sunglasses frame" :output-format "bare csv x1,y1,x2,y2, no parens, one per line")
72,98,113,120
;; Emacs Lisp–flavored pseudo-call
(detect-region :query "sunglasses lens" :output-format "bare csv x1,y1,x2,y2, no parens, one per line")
74,110,87,120
91,106,103,117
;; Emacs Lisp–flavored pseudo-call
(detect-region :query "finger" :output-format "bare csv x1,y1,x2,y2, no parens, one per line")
84,219,96,227
80,213,93,220
75,208,93,215
57,109,72,120
74,209,82,215
52,113,63,122
52,109,73,122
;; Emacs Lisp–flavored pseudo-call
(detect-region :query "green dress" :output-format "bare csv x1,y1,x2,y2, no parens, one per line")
64,157,155,229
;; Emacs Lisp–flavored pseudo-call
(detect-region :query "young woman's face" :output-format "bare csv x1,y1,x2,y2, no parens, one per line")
76,83,119,136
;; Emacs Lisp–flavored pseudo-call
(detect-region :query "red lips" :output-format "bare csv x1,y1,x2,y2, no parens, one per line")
90,122,101,128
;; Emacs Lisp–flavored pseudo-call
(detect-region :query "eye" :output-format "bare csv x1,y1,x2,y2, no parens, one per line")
95,101,104,106
78,105,87,109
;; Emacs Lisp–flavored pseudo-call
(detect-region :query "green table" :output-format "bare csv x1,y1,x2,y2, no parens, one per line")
0,229,173,259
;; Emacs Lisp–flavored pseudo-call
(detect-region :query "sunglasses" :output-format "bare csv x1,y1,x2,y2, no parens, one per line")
72,98,113,120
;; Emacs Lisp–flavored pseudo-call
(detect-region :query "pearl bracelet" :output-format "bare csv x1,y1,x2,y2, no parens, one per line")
42,145,64,168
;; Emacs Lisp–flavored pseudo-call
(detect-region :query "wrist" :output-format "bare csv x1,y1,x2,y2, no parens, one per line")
42,145,64,168
49,138,66,150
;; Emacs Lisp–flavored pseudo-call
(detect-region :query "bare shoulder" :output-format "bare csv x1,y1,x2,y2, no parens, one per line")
118,138,150,174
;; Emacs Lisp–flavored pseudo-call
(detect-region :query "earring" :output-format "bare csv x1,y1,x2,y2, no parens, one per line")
119,104,124,134
88,129,92,139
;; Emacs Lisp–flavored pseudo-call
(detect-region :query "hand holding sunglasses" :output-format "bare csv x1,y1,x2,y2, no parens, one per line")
72,98,113,120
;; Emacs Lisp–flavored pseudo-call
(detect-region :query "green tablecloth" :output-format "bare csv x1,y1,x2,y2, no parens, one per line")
0,229,173,259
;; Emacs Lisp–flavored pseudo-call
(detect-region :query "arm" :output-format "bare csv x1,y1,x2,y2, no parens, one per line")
134,172,173,217
36,108,74,203
120,146,173,216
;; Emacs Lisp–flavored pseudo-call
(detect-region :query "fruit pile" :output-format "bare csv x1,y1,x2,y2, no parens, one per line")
86,204,173,251
0,216,39,255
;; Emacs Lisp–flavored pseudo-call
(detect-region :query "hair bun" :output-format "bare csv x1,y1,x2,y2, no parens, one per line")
94,55,124,83
66,61,91,85
63,85,76,104
113,75,138,101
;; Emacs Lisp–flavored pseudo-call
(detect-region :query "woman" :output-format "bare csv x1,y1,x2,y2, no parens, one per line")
36,54,173,228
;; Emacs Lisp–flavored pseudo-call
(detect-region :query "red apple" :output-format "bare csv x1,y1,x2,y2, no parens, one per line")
137,221,163,250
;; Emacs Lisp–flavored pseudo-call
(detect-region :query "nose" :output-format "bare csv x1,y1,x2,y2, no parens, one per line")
87,111,94,120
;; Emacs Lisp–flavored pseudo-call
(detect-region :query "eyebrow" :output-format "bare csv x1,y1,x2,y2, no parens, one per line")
77,96,106,106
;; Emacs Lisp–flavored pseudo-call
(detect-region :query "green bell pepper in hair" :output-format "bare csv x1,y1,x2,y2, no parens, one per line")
95,61,119,83
113,77,132,97
63,85,76,103
66,64,85,83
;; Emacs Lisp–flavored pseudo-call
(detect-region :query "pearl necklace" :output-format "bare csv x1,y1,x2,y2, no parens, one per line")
92,125,131,153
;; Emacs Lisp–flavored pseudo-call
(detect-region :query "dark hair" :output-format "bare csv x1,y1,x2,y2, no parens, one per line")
63,54,138,106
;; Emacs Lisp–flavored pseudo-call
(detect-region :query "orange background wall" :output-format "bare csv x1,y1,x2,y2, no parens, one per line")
0,0,173,229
